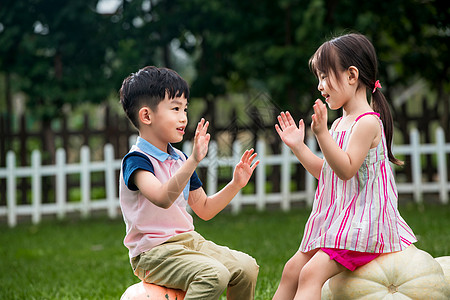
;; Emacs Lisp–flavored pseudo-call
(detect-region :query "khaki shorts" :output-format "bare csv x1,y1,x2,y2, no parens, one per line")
131,231,259,300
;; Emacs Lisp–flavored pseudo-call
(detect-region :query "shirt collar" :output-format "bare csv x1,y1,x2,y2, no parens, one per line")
136,136,180,162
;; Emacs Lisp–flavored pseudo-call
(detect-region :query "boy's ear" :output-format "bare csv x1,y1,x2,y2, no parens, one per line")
138,107,152,125
347,66,359,85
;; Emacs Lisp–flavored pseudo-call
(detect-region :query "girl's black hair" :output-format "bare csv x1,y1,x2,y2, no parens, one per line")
309,33,403,166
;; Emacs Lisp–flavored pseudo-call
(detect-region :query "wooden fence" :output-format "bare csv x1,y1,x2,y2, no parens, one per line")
0,128,449,227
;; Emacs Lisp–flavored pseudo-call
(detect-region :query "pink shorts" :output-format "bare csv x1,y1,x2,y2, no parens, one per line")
321,248,380,271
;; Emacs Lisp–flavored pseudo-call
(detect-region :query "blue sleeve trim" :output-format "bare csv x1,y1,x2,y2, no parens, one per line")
122,152,154,191
181,152,203,191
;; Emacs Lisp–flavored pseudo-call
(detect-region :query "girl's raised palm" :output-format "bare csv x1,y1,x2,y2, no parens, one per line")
275,111,305,150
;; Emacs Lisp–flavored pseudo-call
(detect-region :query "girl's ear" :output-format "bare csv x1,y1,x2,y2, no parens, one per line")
347,66,359,85
138,107,152,125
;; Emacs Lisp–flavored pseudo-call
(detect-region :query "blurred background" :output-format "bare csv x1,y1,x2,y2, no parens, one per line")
0,0,449,212
1,1,449,298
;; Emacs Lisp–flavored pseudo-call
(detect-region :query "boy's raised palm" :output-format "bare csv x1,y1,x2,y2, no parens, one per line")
192,118,210,163
232,149,259,188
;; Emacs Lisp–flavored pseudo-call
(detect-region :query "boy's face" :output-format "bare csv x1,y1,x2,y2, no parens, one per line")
147,94,188,149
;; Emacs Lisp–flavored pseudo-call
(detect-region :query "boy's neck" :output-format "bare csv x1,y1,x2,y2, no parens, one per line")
138,133,169,154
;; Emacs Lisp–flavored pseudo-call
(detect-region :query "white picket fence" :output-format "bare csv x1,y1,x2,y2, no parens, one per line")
1,127,449,227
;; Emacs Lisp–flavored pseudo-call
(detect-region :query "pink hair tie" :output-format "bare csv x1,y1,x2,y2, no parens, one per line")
372,80,382,93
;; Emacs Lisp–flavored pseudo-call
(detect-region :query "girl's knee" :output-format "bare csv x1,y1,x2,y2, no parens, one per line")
298,261,325,287
282,256,302,280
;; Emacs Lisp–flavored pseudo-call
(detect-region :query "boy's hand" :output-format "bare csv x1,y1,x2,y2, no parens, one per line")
192,118,211,163
232,149,259,189
275,111,305,150
311,99,328,136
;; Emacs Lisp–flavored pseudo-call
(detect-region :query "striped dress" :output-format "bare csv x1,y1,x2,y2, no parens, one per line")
299,113,417,253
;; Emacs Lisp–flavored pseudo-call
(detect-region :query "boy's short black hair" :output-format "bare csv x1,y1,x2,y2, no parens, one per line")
119,66,189,129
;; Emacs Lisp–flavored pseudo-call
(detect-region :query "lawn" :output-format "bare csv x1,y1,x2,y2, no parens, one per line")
1,203,449,299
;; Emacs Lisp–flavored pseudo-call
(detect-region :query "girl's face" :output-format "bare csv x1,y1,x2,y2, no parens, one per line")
317,70,352,110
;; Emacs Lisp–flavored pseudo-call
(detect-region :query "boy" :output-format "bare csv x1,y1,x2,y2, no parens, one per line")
119,66,259,299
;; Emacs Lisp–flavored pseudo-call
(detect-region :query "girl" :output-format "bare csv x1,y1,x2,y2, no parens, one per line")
273,33,417,300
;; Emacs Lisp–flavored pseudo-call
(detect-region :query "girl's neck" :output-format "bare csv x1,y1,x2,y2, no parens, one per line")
341,91,372,120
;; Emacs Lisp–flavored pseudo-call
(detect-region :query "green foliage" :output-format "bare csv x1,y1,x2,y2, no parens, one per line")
0,204,448,299
0,0,448,132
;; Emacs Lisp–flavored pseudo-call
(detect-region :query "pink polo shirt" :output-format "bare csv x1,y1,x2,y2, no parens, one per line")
119,138,197,258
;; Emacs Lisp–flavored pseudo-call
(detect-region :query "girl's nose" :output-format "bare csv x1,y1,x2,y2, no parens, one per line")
317,80,323,91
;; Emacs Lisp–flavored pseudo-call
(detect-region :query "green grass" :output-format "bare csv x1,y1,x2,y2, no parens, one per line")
0,203,449,299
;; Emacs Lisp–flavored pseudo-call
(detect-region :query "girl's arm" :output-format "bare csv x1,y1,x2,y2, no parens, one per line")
275,111,324,179
133,119,210,208
311,100,380,180
188,149,259,220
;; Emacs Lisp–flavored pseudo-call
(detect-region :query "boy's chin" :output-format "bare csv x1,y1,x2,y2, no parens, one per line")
171,137,184,144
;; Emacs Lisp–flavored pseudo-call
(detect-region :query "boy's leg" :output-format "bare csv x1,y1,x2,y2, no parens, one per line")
131,232,230,300
272,249,318,300
197,237,259,300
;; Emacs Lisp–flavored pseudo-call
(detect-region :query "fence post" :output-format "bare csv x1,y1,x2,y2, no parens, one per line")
281,143,291,211
104,144,118,218
231,141,242,214
306,136,317,206
7,151,17,227
410,128,422,203
56,148,67,219
256,140,266,211
31,150,42,224
436,127,448,204
206,141,218,196
80,146,91,218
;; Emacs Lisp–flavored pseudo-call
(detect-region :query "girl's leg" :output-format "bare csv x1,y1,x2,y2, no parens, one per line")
294,250,345,300
272,249,318,300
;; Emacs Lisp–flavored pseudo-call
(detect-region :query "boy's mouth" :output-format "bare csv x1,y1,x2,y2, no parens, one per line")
177,127,185,133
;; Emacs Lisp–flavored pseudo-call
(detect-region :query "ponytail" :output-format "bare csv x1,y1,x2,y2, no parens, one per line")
371,90,403,166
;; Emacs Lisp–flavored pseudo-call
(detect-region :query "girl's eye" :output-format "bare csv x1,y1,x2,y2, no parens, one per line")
173,107,180,111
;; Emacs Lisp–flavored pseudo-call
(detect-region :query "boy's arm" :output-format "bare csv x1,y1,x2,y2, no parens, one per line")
134,156,200,208
134,119,210,209
188,149,259,220
275,111,323,179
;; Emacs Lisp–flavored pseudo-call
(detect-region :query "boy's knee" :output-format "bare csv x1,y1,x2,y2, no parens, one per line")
197,263,231,291
241,255,259,283
229,253,259,286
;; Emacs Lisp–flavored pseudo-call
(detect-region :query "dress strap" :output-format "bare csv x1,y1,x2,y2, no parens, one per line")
349,112,381,133
331,117,343,131
355,112,380,123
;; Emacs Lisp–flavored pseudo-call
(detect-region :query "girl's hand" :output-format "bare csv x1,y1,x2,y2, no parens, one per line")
232,149,259,188
275,111,305,150
311,99,328,136
192,118,211,163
